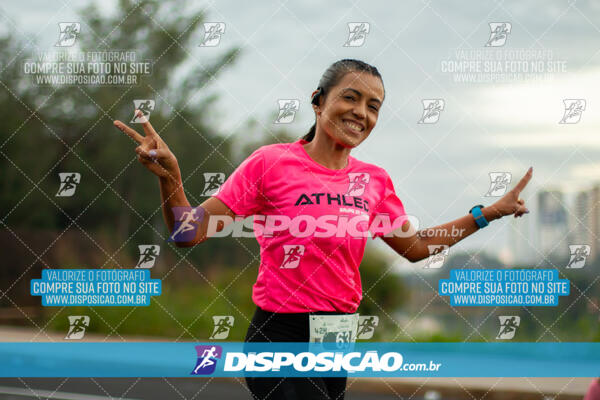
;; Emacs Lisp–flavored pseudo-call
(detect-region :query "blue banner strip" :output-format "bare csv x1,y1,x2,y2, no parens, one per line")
1,342,599,377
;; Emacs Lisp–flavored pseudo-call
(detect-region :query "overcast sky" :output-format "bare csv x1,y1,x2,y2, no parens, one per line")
3,0,600,266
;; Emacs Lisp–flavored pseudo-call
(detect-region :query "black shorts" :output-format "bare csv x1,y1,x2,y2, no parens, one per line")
243,306,350,400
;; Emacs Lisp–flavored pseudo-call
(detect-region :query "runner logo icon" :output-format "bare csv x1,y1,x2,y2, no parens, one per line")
209,316,234,340
130,100,155,123
559,99,586,124
201,173,225,196
343,23,370,47
496,315,520,340
274,99,300,124
485,22,511,47
418,99,444,124
65,315,89,339
566,244,590,269
55,22,80,47
136,245,160,268
169,206,204,242
280,245,305,269
357,316,379,340
199,23,225,47
485,172,512,197
424,245,449,269
346,173,370,196
56,172,81,197
191,345,222,375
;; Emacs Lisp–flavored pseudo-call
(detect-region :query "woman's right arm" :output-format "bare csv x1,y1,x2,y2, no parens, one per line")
114,112,235,247
157,169,188,236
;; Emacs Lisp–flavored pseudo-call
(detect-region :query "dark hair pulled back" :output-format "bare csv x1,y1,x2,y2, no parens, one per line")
303,59,383,142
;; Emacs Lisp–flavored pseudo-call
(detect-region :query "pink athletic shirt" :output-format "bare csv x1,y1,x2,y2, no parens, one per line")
213,138,407,313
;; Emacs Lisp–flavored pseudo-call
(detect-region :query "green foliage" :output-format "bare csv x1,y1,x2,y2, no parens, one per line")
0,0,249,269
2,0,405,338
357,247,408,341
414,331,468,342
44,264,259,339
10,1,598,344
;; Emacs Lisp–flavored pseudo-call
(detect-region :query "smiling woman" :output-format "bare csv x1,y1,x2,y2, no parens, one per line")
303,59,384,149
113,57,533,400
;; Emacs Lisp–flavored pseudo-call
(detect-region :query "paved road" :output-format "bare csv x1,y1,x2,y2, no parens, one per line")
0,378,432,400
0,327,592,399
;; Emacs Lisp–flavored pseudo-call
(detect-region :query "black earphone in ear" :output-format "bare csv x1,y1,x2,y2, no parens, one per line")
311,87,323,106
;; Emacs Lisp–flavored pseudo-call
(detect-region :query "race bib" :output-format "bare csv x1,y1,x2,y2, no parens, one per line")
309,314,359,346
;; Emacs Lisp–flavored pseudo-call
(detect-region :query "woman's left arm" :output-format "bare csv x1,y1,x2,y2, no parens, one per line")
381,167,533,262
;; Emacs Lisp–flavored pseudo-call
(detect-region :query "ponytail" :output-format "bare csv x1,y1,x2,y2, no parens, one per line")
302,123,316,142
303,86,323,142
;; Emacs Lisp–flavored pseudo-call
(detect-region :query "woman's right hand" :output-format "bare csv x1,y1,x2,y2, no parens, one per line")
114,110,181,180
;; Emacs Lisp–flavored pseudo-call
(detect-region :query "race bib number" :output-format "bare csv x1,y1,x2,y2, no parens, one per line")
309,314,359,347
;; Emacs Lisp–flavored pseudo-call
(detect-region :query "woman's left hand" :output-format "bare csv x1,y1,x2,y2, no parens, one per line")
490,167,533,218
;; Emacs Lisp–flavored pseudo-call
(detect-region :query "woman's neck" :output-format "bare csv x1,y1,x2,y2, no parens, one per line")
303,133,351,170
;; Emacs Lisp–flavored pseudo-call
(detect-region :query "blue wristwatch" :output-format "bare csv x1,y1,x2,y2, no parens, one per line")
469,204,489,229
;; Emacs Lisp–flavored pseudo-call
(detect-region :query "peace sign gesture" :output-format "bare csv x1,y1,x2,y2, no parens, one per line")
491,167,533,219
114,110,180,180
